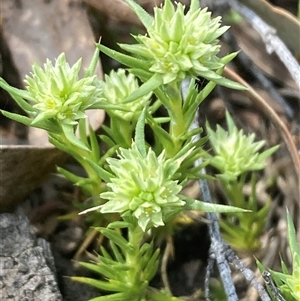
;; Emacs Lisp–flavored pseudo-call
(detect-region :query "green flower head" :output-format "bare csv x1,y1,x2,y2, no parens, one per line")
206,112,279,181
124,0,229,84
99,143,185,231
25,53,104,125
103,69,152,121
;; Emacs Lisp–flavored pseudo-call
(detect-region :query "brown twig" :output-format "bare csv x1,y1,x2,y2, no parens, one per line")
229,0,300,89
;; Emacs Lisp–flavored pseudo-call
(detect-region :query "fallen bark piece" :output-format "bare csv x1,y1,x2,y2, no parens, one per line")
0,208,63,301
0,145,67,213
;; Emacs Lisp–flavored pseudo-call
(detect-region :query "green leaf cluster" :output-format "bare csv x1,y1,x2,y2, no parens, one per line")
257,209,300,301
0,0,281,300
205,112,279,252
72,222,160,301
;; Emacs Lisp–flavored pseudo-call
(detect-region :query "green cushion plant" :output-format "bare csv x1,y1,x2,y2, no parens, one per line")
0,0,282,300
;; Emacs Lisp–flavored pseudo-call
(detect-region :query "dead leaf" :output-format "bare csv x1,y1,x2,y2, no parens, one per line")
84,0,142,26
231,21,297,89
2,0,105,145
0,145,67,212
238,0,300,56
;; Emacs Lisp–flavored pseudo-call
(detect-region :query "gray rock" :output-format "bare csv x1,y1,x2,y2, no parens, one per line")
0,208,63,300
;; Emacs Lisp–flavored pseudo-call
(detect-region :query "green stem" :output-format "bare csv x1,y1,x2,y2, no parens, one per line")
125,225,149,298
221,176,245,209
220,175,264,251
50,131,104,202
165,81,186,156
111,116,134,148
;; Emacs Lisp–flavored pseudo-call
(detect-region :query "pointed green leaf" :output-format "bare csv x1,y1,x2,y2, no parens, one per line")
128,68,152,83
101,124,116,141
190,0,200,11
97,43,149,71
95,227,133,252
198,68,246,90
91,102,131,112
280,258,289,275
258,145,279,161
183,197,251,213
220,220,243,240
195,78,217,105
107,221,132,229
255,258,265,274
33,119,62,133
98,144,119,166
183,106,202,131
57,166,87,185
99,134,117,149
123,73,163,104
2,110,60,135
85,44,100,77
100,246,113,260
125,0,153,29
143,248,160,280
61,123,90,151
256,203,270,220
119,43,150,59
182,79,197,112
78,261,116,279
48,135,82,159
110,241,125,263
286,209,300,255
89,125,100,161
217,76,247,90
220,51,239,65
1,110,33,127
71,276,125,292
179,127,203,141
152,117,170,124
78,119,88,146
7,94,35,114
146,113,175,153
83,157,113,183
140,241,153,259
135,106,147,157
98,254,121,267
0,78,33,102
88,292,132,301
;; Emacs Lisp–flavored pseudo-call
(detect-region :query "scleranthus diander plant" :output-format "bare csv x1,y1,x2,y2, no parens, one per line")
257,210,300,301
0,0,281,300
206,112,278,252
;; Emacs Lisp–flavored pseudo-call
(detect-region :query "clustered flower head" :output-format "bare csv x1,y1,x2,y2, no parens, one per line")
99,143,185,231
206,112,278,181
103,69,152,121
25,53,104,125
127,0,229,84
